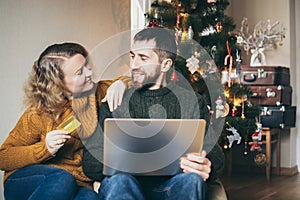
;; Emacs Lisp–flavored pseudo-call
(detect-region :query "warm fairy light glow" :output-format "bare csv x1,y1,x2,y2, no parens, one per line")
224,90,230,98
233,97,242,107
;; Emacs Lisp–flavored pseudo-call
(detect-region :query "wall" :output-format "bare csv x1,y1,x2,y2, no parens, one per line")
0,0,130,198
228,0,299,171
294,0,300,171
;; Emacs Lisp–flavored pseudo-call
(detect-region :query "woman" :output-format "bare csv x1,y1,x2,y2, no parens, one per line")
0,42,127,200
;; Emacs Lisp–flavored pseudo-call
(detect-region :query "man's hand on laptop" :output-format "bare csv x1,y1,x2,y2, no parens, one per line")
180,150,211,181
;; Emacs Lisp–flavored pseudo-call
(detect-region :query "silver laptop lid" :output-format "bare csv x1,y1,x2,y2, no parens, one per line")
103,118,206,176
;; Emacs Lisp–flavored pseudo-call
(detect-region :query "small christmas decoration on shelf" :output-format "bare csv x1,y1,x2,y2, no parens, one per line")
236,17,286,66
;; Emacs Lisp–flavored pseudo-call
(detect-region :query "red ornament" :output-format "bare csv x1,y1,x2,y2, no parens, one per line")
231,106,237,117
215,22,223,33
249,130,262,151
170,70,179,82
148,19,159,27
231,110,236,117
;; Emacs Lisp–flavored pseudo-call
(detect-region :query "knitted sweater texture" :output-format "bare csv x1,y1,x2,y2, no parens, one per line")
0,80,113,189
82,82,224,183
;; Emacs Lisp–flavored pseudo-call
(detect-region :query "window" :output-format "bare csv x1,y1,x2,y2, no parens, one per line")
131,0,154,30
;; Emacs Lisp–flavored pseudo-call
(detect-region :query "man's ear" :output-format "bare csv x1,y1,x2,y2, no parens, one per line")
161,58,173,72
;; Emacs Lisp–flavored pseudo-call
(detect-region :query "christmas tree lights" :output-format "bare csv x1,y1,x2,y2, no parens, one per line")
146,0,261,155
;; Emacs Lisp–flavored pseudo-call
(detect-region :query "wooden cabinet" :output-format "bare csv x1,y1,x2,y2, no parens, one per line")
226,128,281,181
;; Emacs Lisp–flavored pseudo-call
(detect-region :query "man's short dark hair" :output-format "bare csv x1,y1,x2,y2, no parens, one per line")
133,28,177,63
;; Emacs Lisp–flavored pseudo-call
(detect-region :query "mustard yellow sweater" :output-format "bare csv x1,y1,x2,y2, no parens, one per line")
0,80,117,189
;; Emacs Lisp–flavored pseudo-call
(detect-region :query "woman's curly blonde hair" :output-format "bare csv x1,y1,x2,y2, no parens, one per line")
24,42,89,117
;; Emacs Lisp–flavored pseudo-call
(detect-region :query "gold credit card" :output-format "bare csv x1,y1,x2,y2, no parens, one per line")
57,116,81,133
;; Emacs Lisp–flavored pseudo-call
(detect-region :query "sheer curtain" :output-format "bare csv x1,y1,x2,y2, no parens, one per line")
131,0,154,30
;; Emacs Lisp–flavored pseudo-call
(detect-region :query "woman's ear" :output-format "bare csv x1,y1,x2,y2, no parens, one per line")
161,58,173,72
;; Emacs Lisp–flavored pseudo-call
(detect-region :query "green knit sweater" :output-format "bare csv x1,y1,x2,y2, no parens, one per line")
82,82,224,184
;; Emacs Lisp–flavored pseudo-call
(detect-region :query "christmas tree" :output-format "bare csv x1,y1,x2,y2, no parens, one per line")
145,0,261,153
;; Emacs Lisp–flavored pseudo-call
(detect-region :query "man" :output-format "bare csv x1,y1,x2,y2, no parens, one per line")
83,27,224,199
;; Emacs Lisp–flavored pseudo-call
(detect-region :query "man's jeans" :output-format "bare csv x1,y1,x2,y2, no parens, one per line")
4,164,97,200
98,173,206,200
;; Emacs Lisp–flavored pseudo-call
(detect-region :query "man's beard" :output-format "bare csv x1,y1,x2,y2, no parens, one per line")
131,69,160,90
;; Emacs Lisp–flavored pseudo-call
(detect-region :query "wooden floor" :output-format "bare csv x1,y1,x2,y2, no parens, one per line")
220,172,300,200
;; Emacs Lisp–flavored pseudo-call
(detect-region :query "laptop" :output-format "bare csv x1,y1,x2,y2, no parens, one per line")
103,118,206,176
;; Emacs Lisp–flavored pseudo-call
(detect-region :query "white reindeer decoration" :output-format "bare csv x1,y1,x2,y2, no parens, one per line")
226,127,242,148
